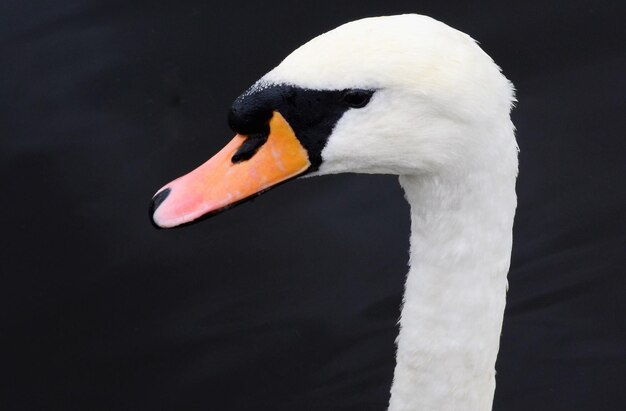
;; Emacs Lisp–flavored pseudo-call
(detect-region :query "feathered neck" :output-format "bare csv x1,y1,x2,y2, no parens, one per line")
389,152,517,411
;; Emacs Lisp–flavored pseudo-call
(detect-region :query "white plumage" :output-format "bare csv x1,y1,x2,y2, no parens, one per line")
152,13,518,411
262,15,518,411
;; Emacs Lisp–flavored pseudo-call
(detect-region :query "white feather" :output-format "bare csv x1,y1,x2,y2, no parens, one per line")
260,14,517,411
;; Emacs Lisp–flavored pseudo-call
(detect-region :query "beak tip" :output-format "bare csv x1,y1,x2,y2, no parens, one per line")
149,188,171,229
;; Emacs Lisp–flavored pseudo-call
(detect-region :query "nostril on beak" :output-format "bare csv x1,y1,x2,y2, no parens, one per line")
149,188,171,229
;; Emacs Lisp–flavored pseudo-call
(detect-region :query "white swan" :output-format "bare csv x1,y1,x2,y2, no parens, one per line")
150,14,517,411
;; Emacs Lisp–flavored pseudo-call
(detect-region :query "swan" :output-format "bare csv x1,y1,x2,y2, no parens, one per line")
150,14,517,411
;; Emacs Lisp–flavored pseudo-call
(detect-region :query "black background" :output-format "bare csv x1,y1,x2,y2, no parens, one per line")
2,1,625,410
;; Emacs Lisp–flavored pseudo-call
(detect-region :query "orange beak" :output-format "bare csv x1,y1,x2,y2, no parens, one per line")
150,111,310,228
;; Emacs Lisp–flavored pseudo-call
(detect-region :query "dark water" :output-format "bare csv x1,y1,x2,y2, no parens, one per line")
2,1,625,410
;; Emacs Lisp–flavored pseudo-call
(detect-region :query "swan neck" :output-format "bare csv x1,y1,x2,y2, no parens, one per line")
389,170,516,411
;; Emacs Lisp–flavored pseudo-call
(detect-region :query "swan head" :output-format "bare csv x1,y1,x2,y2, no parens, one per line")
150,14,516,228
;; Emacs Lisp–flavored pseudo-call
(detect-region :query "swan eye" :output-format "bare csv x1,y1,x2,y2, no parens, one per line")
342,89,373,108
